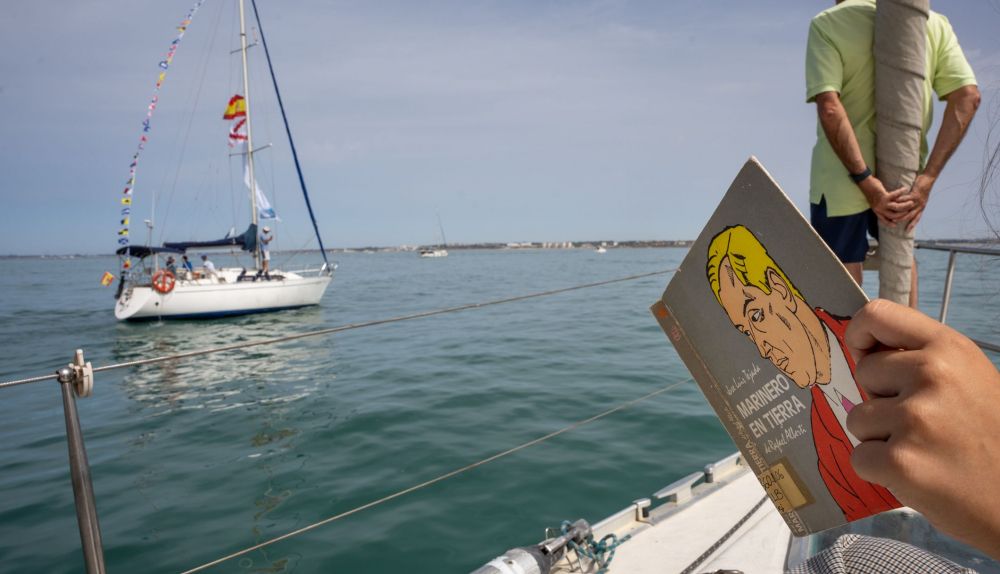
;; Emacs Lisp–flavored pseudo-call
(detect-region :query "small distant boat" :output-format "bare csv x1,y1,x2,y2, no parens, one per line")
419,212,449,258
112,0,333,320
419,248,449,258
595,245,607,254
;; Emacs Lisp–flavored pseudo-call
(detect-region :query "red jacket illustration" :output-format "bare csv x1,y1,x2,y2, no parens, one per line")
812,309,901,521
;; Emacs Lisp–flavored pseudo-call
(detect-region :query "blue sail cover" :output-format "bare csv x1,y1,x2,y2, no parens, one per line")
163,223,258,252
115,245,185,259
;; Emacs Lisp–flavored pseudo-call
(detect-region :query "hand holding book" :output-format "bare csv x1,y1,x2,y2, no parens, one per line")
845,299,1000,561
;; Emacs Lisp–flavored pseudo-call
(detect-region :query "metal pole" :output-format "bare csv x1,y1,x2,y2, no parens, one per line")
939,250,958,324
56,366,106,574
238,0,262,271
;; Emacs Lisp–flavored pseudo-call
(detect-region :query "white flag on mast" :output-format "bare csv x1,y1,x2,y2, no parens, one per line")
242,149,278,220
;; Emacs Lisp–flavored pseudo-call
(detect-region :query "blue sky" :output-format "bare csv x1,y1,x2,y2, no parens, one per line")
2,1,999,255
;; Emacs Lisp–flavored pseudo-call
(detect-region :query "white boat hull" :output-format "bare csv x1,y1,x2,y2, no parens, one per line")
115,268,331,320
419,249,448,258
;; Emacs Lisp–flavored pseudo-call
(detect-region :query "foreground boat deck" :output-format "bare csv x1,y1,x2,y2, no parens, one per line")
602,472,789,573
551,456,791,573
544,453,1000,574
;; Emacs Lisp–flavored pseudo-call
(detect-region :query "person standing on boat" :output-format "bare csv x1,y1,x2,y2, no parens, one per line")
805,0,979,306
259,225,273,277
165,256,178,276
181,255,194,279
707,225,900,521
201,254,218,281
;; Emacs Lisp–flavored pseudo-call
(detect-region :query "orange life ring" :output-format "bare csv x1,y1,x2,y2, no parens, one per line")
152,269,176,294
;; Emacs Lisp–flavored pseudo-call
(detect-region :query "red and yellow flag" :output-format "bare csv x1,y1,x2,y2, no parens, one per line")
223,94,246,119
100,271,115,286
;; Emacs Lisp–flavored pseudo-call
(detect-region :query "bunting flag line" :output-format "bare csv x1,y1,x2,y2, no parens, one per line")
114,0,206,270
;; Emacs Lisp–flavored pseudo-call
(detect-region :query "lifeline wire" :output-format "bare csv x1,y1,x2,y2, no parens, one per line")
0,268,676,390
179,378,691,574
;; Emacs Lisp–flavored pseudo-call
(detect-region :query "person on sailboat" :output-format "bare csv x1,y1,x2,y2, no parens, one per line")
165,256,178,276
181,255,194,279
201,254,218,281
805,1,979,306
260,226,273,277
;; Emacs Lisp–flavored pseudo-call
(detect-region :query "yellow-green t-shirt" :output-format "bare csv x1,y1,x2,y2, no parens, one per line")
805,0,977,216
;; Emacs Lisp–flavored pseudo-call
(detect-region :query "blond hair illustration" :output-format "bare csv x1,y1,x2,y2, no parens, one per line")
706,224,803,305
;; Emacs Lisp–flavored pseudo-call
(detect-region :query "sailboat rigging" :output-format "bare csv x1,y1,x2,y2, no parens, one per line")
419,212,449,258
112,0,333,320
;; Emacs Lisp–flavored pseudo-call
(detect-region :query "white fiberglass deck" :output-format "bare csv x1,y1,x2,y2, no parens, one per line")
547,452,999,574
602,471,789,573
551,455,791,574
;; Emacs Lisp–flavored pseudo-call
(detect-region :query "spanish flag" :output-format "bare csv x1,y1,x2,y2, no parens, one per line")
223,95,246,119
100,271,115,286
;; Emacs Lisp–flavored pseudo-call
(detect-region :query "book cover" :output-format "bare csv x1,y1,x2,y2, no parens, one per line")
651,157,901,535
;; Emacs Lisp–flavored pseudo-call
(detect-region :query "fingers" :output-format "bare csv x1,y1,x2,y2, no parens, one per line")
906,209,924,232
851,348,925,397
888,198,916,211
850,439,895,488
845,300,940,359
846,395,898,439
875,213,896,227
883,187,910,201
874,206,903,226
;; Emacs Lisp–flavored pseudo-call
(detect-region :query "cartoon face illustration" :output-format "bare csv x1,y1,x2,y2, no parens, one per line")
705,224,900,521
708,225,830,389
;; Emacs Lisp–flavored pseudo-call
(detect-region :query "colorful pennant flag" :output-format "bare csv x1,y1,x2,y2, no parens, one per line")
223,95,247,119
100,271,115,286
228,117,247,147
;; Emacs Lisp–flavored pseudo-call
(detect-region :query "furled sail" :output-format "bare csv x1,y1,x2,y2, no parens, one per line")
163,223,258,252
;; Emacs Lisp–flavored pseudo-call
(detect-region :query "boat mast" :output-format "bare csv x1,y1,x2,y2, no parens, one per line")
436,211,447,248
238,0,262,270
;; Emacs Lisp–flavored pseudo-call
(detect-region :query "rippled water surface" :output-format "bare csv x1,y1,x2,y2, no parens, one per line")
1,248,998,573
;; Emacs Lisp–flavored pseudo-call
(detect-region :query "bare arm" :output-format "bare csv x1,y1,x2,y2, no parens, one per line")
904,84,981,231
815,91,911,225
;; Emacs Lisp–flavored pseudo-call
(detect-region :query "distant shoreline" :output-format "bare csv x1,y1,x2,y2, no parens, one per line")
3,238,997,258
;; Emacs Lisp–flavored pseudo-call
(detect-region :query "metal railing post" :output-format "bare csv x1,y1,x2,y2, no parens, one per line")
56,350,106,574
939,250,958,324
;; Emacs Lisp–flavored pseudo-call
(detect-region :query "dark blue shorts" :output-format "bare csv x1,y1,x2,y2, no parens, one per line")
810,196,878,264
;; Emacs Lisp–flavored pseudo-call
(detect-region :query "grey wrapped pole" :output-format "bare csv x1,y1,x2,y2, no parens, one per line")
875,0,929,304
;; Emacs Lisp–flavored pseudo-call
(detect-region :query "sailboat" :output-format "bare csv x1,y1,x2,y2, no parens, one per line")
418,212,449,258
112,0,333,320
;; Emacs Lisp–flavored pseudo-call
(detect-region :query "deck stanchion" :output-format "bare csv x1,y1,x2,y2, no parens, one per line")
939,250,957,324
56,350,106,574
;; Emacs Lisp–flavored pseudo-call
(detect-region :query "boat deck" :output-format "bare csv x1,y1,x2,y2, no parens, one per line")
546,453,1000,574
551,455,791,573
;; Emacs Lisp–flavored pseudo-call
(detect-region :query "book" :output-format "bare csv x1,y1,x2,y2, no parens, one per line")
650,157,901,535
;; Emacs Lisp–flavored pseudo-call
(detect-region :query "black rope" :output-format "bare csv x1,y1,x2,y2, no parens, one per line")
249,0,330,268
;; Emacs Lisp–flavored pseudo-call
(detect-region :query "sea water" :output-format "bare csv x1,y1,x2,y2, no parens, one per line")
0,247,997,573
